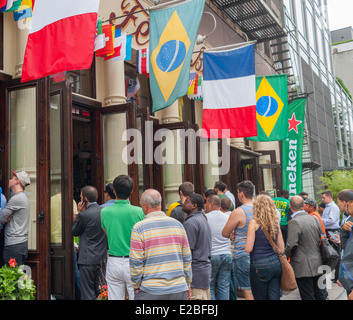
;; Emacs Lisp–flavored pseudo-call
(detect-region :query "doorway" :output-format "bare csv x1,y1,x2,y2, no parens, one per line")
72,110,93,204
49,83,103,300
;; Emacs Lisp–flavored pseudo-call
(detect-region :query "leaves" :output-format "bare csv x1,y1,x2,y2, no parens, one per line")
319,169,353,202
0,260,36,300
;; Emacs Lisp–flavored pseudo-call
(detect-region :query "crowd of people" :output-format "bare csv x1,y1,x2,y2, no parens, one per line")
0,170,353,301
70,175,353,301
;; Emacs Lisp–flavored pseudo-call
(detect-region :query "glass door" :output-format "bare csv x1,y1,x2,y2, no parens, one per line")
1,77,51,300
49,80,75,300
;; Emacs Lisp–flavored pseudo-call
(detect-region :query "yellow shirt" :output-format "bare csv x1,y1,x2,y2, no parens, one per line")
167,201,181,216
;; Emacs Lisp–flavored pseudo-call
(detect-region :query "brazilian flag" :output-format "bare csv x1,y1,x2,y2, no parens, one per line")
248,74,288,141
149,0,205,112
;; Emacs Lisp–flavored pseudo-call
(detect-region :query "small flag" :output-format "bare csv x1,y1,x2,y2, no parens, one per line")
96,24,114,57
94,19,105,52
4,0,21,11
104,28,122,60
0,0,7,11
187,72,202,100
104,25,116,58
13,0,32,20
202,44,257,139
21,0,100,82
149,0,205,112
127,78,140,100
110,33,132,62
110,32,126,61
248,74,288,141
125,34,132,61
13,7,32,20
136,48,149,75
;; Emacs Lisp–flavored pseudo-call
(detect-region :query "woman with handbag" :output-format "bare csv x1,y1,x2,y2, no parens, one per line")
245,194,285,300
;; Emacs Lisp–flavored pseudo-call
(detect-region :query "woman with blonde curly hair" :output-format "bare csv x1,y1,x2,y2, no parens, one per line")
245,194,285,300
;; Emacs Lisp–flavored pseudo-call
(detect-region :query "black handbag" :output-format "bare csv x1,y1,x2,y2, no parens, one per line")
320,237,340,270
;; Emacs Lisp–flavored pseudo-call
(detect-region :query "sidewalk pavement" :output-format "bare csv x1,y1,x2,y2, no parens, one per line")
281,273,347,300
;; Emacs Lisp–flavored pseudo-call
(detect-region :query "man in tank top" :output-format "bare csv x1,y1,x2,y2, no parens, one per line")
222,180,255,300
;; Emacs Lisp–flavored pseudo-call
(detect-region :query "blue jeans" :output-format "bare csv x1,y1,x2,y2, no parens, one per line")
250,254,282,300
233,254,251,290
210,254,232,300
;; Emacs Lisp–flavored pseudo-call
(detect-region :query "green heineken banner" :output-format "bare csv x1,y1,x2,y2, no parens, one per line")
248,74,288,141
282,98,306,197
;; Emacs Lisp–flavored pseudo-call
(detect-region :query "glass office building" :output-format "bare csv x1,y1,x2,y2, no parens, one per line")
282,0,353,196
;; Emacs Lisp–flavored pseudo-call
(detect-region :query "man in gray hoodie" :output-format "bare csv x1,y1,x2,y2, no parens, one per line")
0,171,30,266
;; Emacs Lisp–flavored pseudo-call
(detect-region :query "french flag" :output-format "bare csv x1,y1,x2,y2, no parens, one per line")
21,0,100,82
202,44,257,139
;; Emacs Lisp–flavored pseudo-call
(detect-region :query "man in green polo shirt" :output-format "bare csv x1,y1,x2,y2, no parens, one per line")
101,175,144,300
273,189,290,245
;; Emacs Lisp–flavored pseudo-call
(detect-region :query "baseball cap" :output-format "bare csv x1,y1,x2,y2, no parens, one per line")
12,170,30,187
318,202,326,209
304,198,317,208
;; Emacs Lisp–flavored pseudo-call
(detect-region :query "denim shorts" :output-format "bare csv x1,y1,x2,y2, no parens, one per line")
233,255,251,290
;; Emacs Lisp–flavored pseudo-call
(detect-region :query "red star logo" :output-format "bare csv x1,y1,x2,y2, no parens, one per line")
288,113,302,133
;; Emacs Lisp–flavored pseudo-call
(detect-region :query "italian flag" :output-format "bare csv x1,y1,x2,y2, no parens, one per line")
21,0,100,82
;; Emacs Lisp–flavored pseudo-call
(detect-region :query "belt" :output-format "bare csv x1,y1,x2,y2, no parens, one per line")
109,255,129,258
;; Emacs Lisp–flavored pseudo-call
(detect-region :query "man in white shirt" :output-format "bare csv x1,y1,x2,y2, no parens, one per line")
205,195,232,300
321,190,340,235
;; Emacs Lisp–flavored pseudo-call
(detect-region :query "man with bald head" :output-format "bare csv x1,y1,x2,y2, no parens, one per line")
286,195,326,300
130,189,192,300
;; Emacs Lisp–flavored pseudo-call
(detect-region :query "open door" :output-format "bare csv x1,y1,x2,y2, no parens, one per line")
0,77,51,300
49,80,75,300
49,83,104,300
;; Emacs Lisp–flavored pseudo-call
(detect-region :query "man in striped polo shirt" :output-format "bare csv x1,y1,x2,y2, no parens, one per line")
130,189,192,300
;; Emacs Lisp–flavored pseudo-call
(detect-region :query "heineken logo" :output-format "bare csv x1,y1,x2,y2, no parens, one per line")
282,99,306,197
288,113,302,133
287,139,298,195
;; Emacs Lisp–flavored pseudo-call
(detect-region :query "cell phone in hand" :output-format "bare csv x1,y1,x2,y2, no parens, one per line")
328,231,339,242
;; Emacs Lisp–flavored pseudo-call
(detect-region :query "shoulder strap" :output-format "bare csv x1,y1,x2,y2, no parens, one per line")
262,227,279,254
312,215,326,240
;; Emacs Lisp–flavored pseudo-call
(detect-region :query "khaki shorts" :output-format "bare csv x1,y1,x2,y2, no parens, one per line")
190,287,211,300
